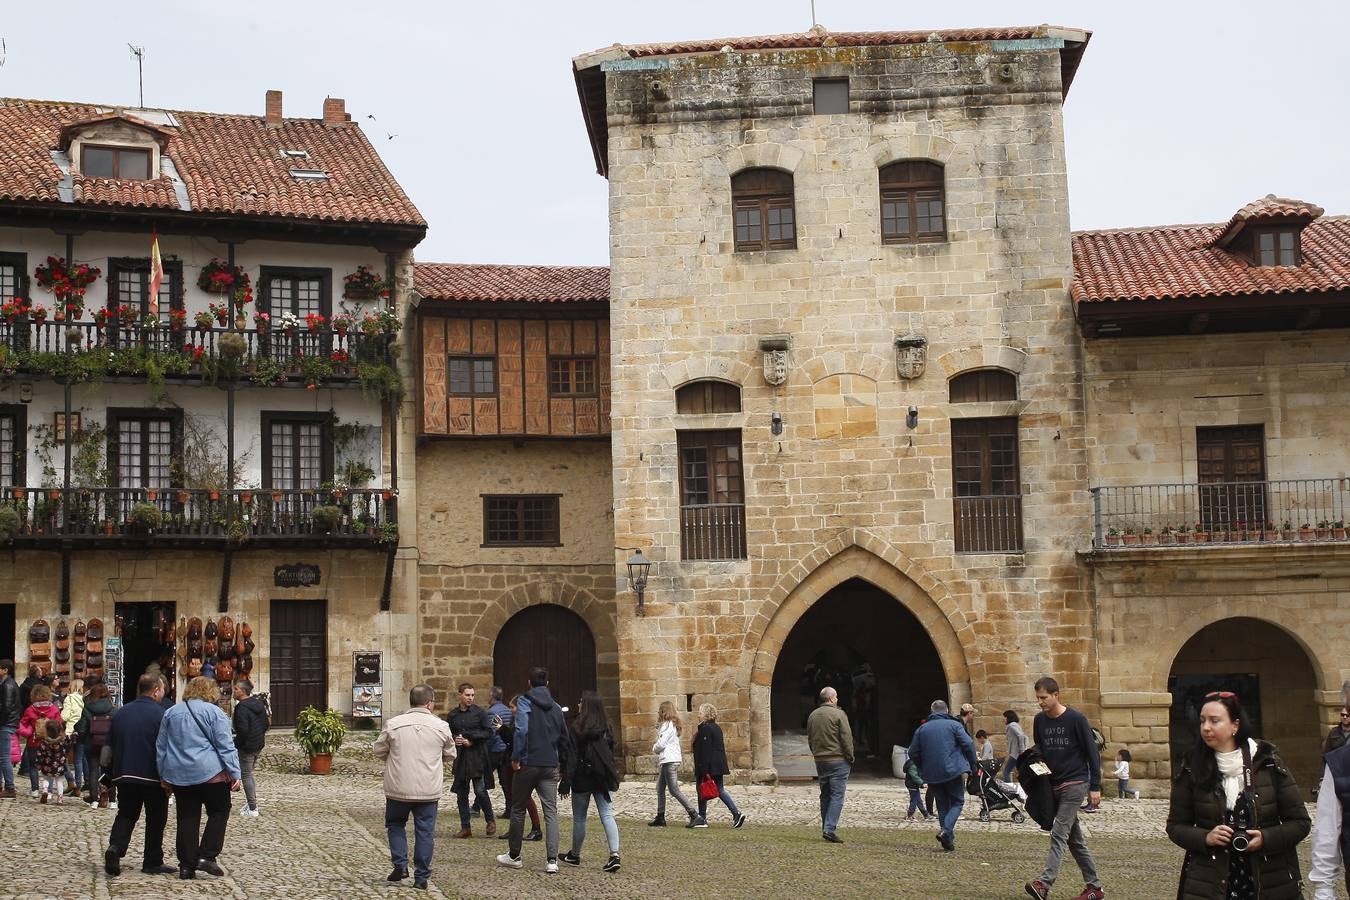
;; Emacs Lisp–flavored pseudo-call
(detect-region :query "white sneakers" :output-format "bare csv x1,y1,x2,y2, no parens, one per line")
545,860,559,875
495,853,523,870
240,806,260,818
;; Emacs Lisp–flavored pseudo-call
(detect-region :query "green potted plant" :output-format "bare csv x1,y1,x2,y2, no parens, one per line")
1316,520,1331,540
294,705,346,774
1334,520,1347,541
127,501,162,532
1122,526,1138,546
311,504,342,533
1298,522,1315,541
1262,521,1278,542
1175,523,1191,545
0,506,20,542
379,521,399,544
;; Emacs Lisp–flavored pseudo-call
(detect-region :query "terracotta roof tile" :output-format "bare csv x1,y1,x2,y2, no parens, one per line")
1072,215,1350,304
0,98,425,228
415,263,610,303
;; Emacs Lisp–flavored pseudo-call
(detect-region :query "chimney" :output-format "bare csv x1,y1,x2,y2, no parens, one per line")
322,97,347,126
265,89,283,126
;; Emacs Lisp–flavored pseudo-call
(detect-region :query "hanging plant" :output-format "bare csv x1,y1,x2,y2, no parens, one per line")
30,304,47,325
197,258,247,295
342,264,387,301
209,301,231,327
167,308,187,332
34,256,101,313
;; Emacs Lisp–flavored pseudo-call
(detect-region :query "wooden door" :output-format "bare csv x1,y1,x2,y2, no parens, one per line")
1197,426,1266,528
270,599,328,726
493,605,596,714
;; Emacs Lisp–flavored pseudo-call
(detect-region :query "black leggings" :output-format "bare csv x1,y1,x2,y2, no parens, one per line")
172,781,232,868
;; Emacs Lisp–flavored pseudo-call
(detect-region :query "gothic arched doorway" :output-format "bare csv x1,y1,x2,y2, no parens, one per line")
1168,616,1320,788
493,604,597,713
770,578,947,776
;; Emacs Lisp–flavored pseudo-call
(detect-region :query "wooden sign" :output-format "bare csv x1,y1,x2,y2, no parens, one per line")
274,563,321,588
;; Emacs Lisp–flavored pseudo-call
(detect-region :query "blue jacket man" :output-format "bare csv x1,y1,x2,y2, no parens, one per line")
498,668,569,871
103,674,176,877
908,700,978,851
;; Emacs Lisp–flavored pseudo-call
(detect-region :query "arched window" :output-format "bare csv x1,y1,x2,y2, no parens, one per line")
949,369,1017,403
676,380,742,414
731,168,796,252
879,160,945,244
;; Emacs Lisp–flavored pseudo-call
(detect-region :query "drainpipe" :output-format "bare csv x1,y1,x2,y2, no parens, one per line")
225,242,237,494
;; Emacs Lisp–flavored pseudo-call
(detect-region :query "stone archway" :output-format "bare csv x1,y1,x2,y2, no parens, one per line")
746,539,972,772
1168,616,1322,788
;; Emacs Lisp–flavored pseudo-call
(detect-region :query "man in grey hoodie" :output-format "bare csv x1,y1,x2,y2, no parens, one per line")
497,667,569,874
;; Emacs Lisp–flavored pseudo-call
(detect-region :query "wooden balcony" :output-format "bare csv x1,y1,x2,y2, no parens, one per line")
0,319,396,390
3,486,397,550
1090,478,1350,549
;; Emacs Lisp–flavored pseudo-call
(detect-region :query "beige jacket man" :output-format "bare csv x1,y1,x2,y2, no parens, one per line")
373,706,456,802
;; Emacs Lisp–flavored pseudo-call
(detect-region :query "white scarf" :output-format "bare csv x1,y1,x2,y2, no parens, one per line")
1214,738,1257,810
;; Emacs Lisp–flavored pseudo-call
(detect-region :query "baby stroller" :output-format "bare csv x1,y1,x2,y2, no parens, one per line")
967,759,1028,823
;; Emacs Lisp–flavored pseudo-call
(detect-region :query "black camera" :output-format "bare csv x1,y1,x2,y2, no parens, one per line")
1226,803,1253,853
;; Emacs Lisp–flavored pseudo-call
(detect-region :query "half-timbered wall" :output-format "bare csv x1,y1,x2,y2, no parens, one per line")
419,313,611,437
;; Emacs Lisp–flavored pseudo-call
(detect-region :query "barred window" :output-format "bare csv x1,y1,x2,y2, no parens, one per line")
483,495,561,546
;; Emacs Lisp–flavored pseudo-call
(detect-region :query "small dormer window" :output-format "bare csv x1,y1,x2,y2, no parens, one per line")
82,145,152,180
1254,228,1298,266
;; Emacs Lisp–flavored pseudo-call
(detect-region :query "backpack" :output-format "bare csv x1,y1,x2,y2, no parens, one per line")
88,713,113,750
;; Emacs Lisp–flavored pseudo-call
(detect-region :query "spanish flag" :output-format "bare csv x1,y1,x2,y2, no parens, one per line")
148,230,164,317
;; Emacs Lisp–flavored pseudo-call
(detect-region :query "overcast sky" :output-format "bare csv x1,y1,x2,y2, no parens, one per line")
2,1,1347,265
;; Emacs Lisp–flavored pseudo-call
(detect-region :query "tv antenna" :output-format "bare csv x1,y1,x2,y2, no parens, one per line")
128,44,145,106
810,0,817,28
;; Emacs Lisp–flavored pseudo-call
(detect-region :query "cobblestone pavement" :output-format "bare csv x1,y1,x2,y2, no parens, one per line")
0,732,1342,899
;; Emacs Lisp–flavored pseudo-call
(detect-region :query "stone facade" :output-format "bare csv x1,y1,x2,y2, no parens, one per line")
599,38,1096,775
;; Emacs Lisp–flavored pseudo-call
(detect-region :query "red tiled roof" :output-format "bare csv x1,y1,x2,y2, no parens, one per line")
0,98,425,228
611,25,1084,58
1072,216,1350,304
415,263,610,303
1214,194,1325,248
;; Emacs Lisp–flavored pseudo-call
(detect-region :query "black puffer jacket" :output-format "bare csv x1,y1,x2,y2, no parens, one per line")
692,720,730,778
232,695,269,754
0,675,18,729
562,724,619,797
1166,740,1310,900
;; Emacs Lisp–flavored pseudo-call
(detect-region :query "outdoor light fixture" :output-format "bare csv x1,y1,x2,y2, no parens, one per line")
626,549,652,616
771,411,783,436
906,406,919,429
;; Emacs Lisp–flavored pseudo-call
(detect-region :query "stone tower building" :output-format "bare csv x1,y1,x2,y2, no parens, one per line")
573,25,1096,775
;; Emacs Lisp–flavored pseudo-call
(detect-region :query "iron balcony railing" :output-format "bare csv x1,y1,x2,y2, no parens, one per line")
1090,478,1350,549
954,494,1024,553
680,502,747,561
2,486,396,544
0,320,392,384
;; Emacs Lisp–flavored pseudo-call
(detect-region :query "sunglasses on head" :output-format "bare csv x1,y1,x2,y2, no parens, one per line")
1204,691,1237,701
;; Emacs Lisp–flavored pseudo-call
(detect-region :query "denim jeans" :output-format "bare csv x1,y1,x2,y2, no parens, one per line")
932,776,966,843
385,798,437,881
509,765,559,860
906,787,928,818
571,790,620,855
815,759,850,834
72,742,87,791
1002,757,1018,783
655,762,695,819
1116,778,1129,799
239,752,259,809
456,773,494,828
1039,781,1101,889
696,773,741,821
0,726,15,790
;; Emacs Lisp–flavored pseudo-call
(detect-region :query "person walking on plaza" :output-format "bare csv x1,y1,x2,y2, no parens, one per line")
692,703,747,829
497,667,569,874
1310,738,1350,899
157,675,242,880
1025,677,1106,900
373,683,455,890
649,699,703,828
82,681,114,807
0,659,18,799
231,679,268,817
1166,691,1309,900
496,693,543,842
447,682,497,838
559,689,622,873
977,729,995,764
1324,706,1350,756
807,685,854,843
909,699,977,852
904,753,930,820
103,674,175,877
1004,709,1030,782
32,718,71,804
60,677,85,796
485,686,512,816
17,683,62,797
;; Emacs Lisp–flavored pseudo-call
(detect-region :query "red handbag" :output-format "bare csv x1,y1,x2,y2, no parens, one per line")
698,774,719,801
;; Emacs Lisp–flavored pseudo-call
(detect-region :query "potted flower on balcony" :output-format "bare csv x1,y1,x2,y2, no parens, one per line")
30,304,47,326
167,308,187,333
1262,521,1279,542
1298,522,1315,541
198,258,244,294
305,312,326,334
379,522,399,544
311,504,342,534
210,301,231,327
193,309,214,331
253,311,270,334
278,311,301,337
0,506,21,543
1122,527,1139,546
1140,527,1156,545
294,705,346,775
1316,520,1331,540
218,332,247,362
139,313,160,334
331,312,355,336
1175,523,1192,544
127,502,162,533
1192,522,1209,543
0,298,29,324
34,256,100,316
1334,520,1347,541
1281,520,1296,541
342,264,385,301
1158,524,1176,545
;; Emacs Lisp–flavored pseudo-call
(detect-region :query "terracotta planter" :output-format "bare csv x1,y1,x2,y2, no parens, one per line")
1194,531,1210,543
103,521,114,536
308,753,333,775
176,490,190,504
146,489,158,502
1140,533,1156,545
1281,530,1297,542
48,490,61,501
208,490,221,501
1122,534,1139,546
1316,528,1331,540
240,492,254,505
1158,532,1175,545
1299,528,1315,541
1334,528,1348,541
271,491,283,504
10,488,23,499
1175,532,1192,544
1263,530,1279,542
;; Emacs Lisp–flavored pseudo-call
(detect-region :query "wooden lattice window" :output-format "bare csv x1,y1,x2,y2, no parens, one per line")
880,160,946,244
448,356,497,396
949,369,1017,403
549,357,597,396
482,495,561,546
675,380,741,415
732,168,796,252
951,417,1022,552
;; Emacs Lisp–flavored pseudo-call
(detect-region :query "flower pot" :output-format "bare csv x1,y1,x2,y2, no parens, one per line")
308,753,333,775
1333,527,1348,541
271,491,283,504
381,490,393,501
1316,528,1331,540
1261,530,1277,542
146,489,158,502
344,287,377,301
103,520,114,536
1158,532,1175,545
1299,528,1315,541
1104,534,1121,547
240,492,253,505
1122,534,1139,546
48,490,61,501
235,314,247,330
53,308,65,322
1194,531,1210,543
1175,532,1191,544
177,490,190,504
208,490,220,501
10,488,23,499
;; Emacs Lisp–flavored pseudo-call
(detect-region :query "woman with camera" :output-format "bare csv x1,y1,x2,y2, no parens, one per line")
1166,691,1310,899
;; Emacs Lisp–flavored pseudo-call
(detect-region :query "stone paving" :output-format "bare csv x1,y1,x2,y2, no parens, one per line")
0,731,1342,899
